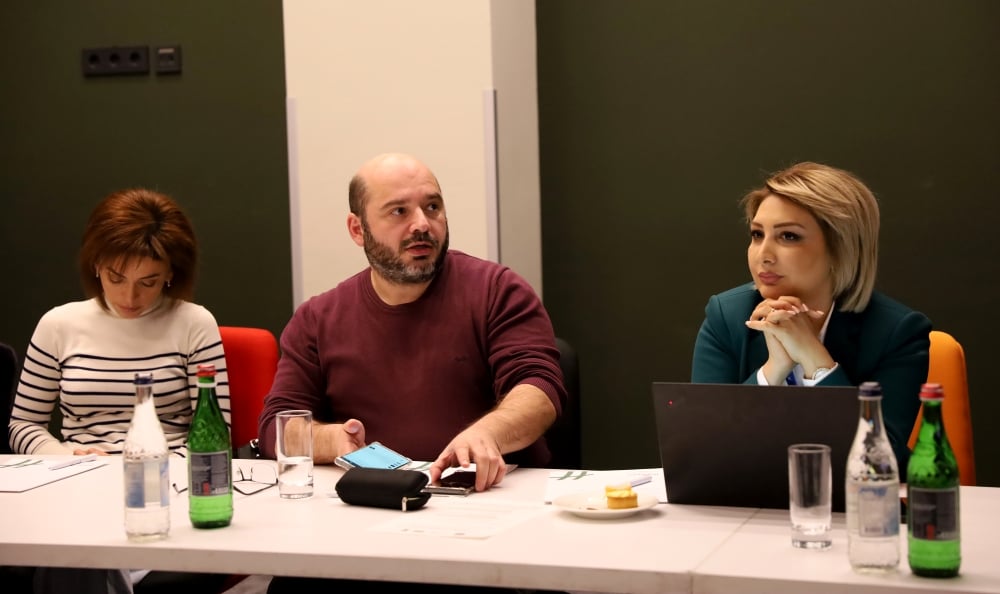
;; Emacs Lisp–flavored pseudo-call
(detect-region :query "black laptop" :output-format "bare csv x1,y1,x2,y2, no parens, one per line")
651,382,858,512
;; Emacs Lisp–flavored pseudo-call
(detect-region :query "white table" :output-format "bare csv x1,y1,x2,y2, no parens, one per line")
0,455,997,594
696,488,1000,594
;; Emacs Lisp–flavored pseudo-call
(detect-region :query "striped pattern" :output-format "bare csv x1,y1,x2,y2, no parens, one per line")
9,298,231,455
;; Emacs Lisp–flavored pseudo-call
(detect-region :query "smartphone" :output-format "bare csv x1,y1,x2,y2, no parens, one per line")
334,441,412,470
422,470,478,496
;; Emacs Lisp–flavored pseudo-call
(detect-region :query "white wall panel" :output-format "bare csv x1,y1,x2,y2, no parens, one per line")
284,0,523,304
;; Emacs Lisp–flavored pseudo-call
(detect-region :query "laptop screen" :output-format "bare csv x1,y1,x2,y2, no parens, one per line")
651,382,858,511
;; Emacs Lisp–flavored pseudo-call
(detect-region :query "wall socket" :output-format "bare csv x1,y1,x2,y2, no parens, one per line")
81,46,150,77
155,45,182,74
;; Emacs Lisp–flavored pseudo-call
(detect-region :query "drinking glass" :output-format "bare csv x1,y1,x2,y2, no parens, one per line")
788,443,832,549
275,410,314,499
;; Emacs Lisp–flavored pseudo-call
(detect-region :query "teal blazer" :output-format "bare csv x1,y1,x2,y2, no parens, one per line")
692,282,932,472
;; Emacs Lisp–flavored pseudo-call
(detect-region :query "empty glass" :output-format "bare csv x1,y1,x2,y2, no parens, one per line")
788,443,833,549
275,410,314,499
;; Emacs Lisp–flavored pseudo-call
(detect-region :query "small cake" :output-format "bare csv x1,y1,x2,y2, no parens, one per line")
605,484,638,509
605,482,630,494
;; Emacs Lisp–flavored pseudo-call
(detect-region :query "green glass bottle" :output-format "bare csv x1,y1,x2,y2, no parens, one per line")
187,364,233,528
907,382,961,577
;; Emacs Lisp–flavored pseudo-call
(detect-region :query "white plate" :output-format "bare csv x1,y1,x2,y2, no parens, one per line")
552,492,658,519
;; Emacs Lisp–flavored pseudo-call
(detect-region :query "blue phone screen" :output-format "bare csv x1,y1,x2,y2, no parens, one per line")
341,442,410,469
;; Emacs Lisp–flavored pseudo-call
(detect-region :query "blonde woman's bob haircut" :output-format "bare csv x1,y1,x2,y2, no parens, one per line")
740,162,879,312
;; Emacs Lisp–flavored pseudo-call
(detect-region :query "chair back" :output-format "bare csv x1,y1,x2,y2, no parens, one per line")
545,337,582,469
219,326,279,450
907,330,975,485
1,342,18,455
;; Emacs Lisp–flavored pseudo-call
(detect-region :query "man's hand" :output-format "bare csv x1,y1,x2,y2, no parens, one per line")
429,426,509,492
312,418,367,464
428,383,556,491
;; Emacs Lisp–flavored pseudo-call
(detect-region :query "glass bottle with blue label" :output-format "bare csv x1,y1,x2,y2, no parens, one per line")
123,372,170,541
845,381,900,572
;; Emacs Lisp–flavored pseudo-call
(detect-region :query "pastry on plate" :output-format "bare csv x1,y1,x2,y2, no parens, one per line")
605,485,638,509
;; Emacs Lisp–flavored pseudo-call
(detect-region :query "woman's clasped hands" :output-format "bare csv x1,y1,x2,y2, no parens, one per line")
745,297,825,330
745,296,831,384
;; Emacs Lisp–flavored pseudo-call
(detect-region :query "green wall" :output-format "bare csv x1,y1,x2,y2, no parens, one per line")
0,2,292,362
536,0,1000,485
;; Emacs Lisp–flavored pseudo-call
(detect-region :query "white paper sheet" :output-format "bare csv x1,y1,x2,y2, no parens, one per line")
371,497,545,539
544,468,668,503
0,456,109,492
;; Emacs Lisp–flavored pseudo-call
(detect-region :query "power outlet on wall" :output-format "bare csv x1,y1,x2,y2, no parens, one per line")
81,46,150,77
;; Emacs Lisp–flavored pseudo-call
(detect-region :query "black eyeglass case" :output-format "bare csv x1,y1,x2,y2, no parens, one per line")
334,467,431,511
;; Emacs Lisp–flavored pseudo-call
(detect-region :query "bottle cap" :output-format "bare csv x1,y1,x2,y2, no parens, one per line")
858,381,883,399
919,382,944,401
133,372,153,385
197,364,216,378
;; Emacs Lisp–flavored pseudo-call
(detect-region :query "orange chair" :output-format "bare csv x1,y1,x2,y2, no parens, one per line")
219,326,279,451
907,330,975,485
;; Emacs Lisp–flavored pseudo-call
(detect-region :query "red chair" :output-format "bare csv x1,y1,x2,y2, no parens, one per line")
216,326,279,592
219,326,279,451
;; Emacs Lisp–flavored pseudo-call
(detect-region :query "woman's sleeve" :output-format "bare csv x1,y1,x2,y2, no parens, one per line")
8,316,70,454
692,294,750,384
187,307,231,429
875,310,932,467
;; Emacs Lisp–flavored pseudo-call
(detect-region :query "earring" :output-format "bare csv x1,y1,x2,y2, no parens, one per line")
166,280,172,288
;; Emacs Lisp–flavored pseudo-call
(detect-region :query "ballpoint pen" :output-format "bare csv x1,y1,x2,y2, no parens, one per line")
49,454,98,470
629,474,653,488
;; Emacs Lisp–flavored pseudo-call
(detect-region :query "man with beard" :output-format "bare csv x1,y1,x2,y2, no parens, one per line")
258,152,566,494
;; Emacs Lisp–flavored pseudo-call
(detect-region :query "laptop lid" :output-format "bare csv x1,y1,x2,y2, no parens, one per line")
651,382,858,512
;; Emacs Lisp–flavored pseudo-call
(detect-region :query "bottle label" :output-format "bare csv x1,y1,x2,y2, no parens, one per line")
124,458,169,508
857,484,900,537
124,460,144,508
909,486,960,541
188,451,231,496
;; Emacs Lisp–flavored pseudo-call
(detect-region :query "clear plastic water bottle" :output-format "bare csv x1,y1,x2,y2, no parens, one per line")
845,381,900,572
123,372,170,541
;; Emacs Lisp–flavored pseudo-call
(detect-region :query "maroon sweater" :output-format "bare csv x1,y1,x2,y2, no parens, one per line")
258,251,566,466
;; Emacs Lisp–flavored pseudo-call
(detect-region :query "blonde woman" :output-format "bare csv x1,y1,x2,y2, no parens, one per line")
691,162,931,471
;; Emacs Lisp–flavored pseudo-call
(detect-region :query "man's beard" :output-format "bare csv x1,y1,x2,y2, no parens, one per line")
362,222,449,285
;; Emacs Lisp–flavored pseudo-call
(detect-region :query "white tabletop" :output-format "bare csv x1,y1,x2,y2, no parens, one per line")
0,455,997,594
695,488,1000,594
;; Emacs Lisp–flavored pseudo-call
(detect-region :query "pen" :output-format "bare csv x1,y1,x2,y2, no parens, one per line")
629,474,653,488
49,454,98,471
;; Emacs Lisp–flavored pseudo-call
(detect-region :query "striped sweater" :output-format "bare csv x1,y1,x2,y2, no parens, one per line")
9,297,231,455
